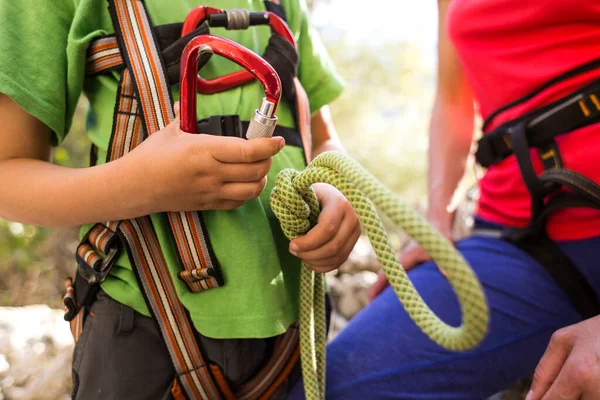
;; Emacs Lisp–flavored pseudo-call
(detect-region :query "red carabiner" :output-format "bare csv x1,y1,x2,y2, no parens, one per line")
181,6,296,94
181,6,223,38
180,35,282,137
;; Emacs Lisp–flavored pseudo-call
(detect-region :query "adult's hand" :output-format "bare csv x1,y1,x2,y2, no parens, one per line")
527,316,600,400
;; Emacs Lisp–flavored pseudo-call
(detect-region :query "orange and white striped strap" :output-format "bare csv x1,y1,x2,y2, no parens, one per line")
234,323,300,399
102,0,227,398
107,0,222,294
86,36,123,75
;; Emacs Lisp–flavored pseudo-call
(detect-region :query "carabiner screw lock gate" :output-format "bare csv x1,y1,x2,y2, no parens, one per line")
247,98,278,139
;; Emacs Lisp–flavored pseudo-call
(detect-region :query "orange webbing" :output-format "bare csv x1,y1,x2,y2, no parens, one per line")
235,324,300,399
170,378,186,400
258,346,300,400
106,0,226,398
86,36,123,75
69,308,85,343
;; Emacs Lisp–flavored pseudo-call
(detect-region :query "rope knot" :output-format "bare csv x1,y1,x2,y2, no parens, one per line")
270,168,319,241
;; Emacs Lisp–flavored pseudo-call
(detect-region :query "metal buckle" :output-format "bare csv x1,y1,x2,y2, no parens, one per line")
77,246,120,285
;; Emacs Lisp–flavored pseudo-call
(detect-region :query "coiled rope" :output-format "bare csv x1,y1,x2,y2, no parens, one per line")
270,151,489,400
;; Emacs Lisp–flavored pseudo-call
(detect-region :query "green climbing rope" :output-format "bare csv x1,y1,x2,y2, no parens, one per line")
270,151,490,400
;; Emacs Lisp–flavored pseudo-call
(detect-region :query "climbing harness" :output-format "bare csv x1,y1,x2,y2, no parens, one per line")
475,58,600,319
63,1,490,398
270,152,489,400
65,1,305,398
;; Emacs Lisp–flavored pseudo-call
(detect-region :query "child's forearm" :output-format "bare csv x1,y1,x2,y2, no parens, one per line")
0,157,150,227
0,122,287,228
310,106,344,158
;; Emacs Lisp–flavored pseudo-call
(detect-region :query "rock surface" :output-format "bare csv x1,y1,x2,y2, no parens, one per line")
0,305,72,400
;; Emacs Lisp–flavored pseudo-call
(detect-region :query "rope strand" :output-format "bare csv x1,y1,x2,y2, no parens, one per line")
270,152,490,400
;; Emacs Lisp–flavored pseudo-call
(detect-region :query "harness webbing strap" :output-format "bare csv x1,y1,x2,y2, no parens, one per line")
86,36,122,75
86,23,211,79
106,71,144,160
109,0,175,131
106,1,225,398
62,278,85,342
76,243,102,269
87,223,120,253
472,58,600,319
169,210,222,292
109,0,222,294
119,218,223,399
476,78,600,168
235,324,300,399
507,230,600,320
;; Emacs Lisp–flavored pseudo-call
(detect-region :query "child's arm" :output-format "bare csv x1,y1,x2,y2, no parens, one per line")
310,105,343,156
0,95,284,227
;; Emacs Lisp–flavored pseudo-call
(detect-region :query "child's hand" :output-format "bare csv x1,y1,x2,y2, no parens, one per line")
123,104,285,214
289,183,361,273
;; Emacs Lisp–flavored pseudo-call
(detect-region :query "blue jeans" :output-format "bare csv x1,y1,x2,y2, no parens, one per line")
289,220,600,399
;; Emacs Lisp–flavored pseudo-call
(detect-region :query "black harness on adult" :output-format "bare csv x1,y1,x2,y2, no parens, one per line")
475,58,600,319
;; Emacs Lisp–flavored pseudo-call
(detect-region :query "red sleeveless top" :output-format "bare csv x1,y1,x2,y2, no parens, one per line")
447,0,600,240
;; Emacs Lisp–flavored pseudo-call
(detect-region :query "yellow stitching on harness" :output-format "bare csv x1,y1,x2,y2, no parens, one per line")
541,149,555,160
540,149,562,168
502,135,512,149
590,94,600,111
544,169,600,201
579,99,591,117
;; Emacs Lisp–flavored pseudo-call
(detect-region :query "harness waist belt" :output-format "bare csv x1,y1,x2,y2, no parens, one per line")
476,79,600,168
193,114,302,147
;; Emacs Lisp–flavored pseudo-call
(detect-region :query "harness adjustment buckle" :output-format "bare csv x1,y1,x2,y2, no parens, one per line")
77,246,120,285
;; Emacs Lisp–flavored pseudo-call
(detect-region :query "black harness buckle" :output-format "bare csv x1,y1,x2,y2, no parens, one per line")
64,235,121,321
77,246,120,285
196,115,244,138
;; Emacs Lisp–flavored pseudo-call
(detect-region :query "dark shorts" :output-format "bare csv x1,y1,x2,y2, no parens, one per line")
71,290,301,399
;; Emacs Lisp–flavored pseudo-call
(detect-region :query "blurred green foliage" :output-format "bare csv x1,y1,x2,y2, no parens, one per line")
0,32,436,308
327,41,434,200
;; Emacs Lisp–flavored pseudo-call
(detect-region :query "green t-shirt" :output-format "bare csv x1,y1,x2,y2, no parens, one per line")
0,0,343,338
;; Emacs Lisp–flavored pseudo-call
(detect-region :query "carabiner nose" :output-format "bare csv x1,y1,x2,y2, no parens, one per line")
179,35,282,139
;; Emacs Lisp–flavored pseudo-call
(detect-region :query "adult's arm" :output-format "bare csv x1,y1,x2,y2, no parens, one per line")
369,0,475,300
